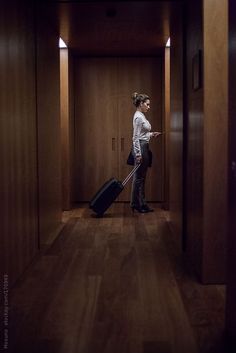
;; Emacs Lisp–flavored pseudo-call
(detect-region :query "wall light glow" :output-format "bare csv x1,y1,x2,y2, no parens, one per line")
59,37,67,48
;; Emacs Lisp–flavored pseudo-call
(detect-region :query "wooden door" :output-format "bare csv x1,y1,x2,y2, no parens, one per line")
117,57,163,201
74,58,118,201
74,57,163,203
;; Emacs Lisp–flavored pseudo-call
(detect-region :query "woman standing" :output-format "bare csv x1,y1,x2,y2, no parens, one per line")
130,92,162,213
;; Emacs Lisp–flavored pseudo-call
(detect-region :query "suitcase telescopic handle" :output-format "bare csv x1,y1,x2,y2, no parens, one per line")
122,164,140,186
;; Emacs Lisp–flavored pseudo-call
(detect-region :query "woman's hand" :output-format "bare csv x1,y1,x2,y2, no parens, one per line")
136,156,142,164
152,131,162,137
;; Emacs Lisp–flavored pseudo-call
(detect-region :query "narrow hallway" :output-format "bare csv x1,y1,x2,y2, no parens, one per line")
8,204,225,353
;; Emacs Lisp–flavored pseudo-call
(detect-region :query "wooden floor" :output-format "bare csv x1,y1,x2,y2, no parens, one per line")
6,204,227,353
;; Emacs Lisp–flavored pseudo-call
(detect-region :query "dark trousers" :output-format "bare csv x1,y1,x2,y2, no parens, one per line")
130,140,150,208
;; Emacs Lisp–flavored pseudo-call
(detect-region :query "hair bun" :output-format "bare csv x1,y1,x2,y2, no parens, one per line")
131,92,150,107
132,92,138,100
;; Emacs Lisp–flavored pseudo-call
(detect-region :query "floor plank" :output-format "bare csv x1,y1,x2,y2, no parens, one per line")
3,203,226,353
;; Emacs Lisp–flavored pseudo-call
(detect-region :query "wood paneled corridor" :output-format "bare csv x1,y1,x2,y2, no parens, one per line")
6,204,226,353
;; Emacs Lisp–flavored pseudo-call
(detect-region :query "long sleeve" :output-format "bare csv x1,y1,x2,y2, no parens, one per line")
133,116,142,156
132,112,152,157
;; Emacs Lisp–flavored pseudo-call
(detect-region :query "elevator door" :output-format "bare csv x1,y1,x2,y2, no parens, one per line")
74,57,163,202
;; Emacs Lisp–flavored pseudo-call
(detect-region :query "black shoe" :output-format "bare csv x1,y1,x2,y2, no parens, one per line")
131,206,149,213
142,205,154,212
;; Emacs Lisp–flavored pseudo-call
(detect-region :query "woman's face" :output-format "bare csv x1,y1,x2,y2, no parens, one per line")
140,99,150,113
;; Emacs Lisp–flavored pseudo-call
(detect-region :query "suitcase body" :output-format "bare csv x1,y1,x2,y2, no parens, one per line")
89,178,124,216
89,165,139,216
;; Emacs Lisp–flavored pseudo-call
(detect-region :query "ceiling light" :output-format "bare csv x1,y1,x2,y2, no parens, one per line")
59,37,67,48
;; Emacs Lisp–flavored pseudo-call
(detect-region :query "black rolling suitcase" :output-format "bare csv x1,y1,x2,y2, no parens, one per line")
89,164,140,216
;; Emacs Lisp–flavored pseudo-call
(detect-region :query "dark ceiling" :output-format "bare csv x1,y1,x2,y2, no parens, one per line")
43,1,178,56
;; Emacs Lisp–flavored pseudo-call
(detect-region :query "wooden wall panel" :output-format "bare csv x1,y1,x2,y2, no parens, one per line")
0,0,38,286
36,6,62,245
60,49,71,210
169,3,183,238
185,0,203,278
203,0,228,283
68,52,75,206
184,0,227,284
74,58,119,202
226,0,236,344
164,48,170,210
